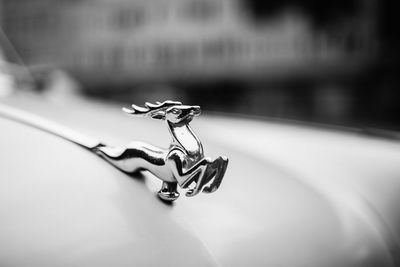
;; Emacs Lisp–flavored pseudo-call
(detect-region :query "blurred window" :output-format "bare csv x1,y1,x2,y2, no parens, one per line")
180,0,222,22
202,38,243,62
113,7,147,30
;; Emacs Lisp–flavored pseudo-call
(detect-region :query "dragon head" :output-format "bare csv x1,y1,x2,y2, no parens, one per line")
123,101,201,124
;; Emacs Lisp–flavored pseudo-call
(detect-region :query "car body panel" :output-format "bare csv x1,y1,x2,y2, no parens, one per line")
1,95,400,266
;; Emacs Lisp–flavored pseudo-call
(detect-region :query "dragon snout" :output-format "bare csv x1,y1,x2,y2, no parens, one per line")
191,106,201,116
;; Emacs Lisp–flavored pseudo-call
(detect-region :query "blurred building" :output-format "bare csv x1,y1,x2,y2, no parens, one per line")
3,0,396,129
0,0,376,85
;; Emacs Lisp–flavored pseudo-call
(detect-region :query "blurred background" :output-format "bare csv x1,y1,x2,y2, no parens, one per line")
0,0,399,131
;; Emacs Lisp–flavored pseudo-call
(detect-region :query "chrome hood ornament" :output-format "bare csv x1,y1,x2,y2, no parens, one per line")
0,101,228,202
94,101,228,201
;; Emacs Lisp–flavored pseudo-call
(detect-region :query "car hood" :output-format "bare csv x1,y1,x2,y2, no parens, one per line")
1,95,400,267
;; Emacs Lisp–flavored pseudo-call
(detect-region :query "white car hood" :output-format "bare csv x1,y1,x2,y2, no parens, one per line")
1,96,400,267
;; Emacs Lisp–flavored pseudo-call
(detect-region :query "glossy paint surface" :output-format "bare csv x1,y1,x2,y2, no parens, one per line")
1,97,400,266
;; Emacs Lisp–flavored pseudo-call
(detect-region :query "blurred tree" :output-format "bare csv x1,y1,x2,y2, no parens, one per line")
243,0,357,26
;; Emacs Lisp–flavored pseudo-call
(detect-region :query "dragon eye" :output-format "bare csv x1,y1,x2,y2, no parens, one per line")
172,108,180,114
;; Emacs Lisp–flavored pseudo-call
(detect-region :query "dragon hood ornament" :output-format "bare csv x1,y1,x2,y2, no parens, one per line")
94,101,229,201
0,100,228,202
